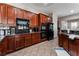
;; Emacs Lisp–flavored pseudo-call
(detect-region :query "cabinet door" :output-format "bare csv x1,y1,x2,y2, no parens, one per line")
76,40,79,56
20,36,25,48
0,4,7,24
63,35,69,52
69,40,77,56
15,8,24,19
6,36,15,53
31,14,38,28
7,5,16,26
15,36,21,50
32,33,40,44
0,37,7,55
24,11,30,20
15,35,25,50
58,34,63,47
40,14,47,24
0,48,2,56
25,34,31,47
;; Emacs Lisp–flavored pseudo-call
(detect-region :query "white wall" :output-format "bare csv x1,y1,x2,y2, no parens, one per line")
52,11,58,38
59,13,79,30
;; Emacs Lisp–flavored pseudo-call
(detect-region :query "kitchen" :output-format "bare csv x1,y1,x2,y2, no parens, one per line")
0,3,53,56
1,3,79,56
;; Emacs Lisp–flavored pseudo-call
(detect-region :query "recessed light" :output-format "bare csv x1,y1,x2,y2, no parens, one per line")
70,10,74,13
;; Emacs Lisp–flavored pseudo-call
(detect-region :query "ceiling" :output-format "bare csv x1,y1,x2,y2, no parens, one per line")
28,3,79,17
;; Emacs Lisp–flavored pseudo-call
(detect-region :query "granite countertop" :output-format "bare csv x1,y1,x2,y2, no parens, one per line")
60,32,79,40
0,32,41,42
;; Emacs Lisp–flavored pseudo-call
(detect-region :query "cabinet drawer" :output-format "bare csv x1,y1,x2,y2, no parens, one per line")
25,34,31,39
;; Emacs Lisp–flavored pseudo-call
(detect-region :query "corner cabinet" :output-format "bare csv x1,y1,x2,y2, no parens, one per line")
6,36,15,53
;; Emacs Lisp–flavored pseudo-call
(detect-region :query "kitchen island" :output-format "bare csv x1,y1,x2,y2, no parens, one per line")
59,32,79,56
0,32,47,56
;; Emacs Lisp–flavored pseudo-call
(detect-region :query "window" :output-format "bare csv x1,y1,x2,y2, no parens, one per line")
71,22,78,29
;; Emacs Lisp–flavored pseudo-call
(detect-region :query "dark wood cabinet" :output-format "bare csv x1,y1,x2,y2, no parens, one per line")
15,35,24,50
24,11,33,20
32,33,41,44
69,39,77,56
0,37,8,55
7,5,16,26
38,13,50,26
25,34,31,47
0,43,4,56
19,35,25,48
30,14,38,28
6,36,15,53
15,35,21,50
0,4,7,25
15,8,24,19
0,47,2,55
59,33,79,56
63,35,69,52
58,34,63,47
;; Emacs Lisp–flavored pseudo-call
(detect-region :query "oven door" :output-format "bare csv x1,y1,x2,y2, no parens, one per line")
41,31,47,39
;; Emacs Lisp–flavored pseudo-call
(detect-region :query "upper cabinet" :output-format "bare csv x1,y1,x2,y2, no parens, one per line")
30,14,38,28
7,5,16,26
0,4,7,25
38,13,51,26
0,4,49,27
24,11,33,20
15,8,24,19
0,4,16,26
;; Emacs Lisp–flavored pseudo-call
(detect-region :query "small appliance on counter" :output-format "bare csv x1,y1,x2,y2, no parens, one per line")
32,27,39,32
10,26,16,35
0,26,11,36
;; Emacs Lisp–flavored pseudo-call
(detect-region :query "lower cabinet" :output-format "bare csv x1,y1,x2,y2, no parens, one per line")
15,35,25,50
63,35,69,52
32,33,41,44
0,32,42,55
59,33,79,56
25,34,31,47
58,34,63,47
0,48,2,55
0,37,8,55
77,47,79,56
6,36,15,53
69,40,77,56
0,44,3,55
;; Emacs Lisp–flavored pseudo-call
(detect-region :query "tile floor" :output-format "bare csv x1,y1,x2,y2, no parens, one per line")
6,38,58,56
